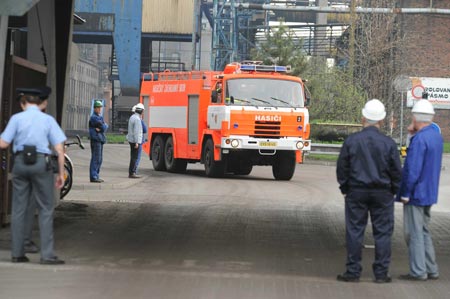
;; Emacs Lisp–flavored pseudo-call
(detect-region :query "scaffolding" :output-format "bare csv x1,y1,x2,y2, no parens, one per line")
209,0,349,71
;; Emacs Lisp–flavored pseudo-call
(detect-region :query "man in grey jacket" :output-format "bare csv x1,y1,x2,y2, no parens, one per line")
126,103,144,178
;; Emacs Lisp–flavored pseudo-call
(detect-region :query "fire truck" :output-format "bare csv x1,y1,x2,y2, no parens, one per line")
140,62,311,180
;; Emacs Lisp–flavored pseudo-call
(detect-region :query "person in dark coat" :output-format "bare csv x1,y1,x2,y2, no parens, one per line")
336,99,402,283
89,100,108,183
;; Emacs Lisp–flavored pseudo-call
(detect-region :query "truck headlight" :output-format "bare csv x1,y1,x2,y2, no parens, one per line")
231,139,239,148
296,141,304,149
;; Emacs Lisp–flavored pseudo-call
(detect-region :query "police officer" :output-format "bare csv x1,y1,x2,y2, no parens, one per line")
89,100,108,183
336,99,402,283
0,86,66,264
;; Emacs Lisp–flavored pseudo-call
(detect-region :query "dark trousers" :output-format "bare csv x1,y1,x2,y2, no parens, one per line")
135,143,143,174
345,189,394,278
129,142,139,175
90,140,103,180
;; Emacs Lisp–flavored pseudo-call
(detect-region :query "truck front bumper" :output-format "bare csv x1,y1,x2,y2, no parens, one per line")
220,135,311,152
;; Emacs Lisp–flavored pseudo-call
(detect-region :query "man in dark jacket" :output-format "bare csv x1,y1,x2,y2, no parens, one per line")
336,99,402,283
398,99,442,281
89,100,108,183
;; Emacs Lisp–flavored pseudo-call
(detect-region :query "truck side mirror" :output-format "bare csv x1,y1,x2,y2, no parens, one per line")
304,85,311,107
305,95,311,107
211,90,218,103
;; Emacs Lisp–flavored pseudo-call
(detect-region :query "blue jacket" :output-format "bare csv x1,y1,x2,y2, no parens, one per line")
89,112,108,143
399,125,443,206
141,120,147,134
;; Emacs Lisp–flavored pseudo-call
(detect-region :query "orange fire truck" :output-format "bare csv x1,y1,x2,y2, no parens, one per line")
140,62,311,180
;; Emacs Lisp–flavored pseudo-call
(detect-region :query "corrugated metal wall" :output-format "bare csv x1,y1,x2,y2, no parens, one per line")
142,0,194,34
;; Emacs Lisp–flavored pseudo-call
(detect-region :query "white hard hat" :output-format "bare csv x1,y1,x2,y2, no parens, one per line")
412,99,435,115
131,105,136,112
362,99,386,121
135,103,145,110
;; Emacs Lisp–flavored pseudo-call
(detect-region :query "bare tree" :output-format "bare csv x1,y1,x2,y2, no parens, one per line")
348,0,412,138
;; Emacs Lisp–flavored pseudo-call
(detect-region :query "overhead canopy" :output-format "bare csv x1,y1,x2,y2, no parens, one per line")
0,0,40,16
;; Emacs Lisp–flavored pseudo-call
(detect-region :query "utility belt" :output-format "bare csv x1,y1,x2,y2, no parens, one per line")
15,145,58,172
15,152,48,157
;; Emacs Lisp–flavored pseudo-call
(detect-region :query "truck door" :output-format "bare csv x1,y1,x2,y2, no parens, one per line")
187,94,200,158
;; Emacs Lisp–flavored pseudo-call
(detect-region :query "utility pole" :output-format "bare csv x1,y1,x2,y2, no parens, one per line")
348,0,356,80
191,0,201,70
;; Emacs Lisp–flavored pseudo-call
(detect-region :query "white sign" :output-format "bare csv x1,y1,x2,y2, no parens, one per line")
407,77,450,109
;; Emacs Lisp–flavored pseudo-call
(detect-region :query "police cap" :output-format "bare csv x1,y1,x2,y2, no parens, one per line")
16,86,52,100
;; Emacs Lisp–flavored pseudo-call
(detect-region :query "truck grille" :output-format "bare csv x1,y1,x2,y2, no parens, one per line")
252,121,281,138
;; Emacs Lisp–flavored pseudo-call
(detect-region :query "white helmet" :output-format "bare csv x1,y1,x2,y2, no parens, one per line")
362,99,386,121
412,99,435,115
131,105,136,112
135,103,145,111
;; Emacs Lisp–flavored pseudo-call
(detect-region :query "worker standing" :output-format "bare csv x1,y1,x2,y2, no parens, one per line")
127,103,144,178
0,87,66,264
336,99,401,283
89,100,108,183
398,99,442,281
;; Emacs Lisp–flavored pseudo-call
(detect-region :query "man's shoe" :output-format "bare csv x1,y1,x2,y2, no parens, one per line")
128,174,140,178
374,276,392,283
90,178,103,183
12,256,29,263
398,274,427,281
24,241,39,254
428,273,439,280
40,256,65,265
336,273,360,282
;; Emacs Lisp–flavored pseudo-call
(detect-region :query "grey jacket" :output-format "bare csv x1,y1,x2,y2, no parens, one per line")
126,113,143,144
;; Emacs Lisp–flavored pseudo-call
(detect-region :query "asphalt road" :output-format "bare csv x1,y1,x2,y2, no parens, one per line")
0,144,449,299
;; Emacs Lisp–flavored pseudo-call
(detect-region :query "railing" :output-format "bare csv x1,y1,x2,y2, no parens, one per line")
310,143,342,155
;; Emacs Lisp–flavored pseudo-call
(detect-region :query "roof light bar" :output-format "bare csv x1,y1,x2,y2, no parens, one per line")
239,64,291,73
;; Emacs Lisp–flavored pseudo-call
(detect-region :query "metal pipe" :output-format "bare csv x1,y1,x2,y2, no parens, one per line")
225,3,450,15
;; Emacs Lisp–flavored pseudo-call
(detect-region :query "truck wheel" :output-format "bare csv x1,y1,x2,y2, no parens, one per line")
204,139,225,177
164,136,187,173
151,135,166,171
235,163,252,175
272,152,296,180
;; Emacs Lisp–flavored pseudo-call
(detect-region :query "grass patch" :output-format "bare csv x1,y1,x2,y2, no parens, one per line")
444,143,450,154
106,133,127,144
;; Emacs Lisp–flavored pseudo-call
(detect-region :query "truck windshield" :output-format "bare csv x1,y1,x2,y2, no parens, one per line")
225,78,304,108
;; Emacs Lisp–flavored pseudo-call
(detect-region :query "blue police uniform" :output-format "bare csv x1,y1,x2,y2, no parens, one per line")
337,126,402,280
1,99,66,262
89,109,107,181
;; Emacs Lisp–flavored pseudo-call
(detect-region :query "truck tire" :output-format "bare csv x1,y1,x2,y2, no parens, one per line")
151,135,166,171
204,139,226,177
272,152,296,180
164,136,187,173
235,163,252,175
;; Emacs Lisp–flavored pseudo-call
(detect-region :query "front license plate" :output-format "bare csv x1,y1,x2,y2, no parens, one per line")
259,141,277,147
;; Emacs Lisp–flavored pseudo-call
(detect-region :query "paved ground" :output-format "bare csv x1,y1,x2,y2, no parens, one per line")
0,143,450,299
